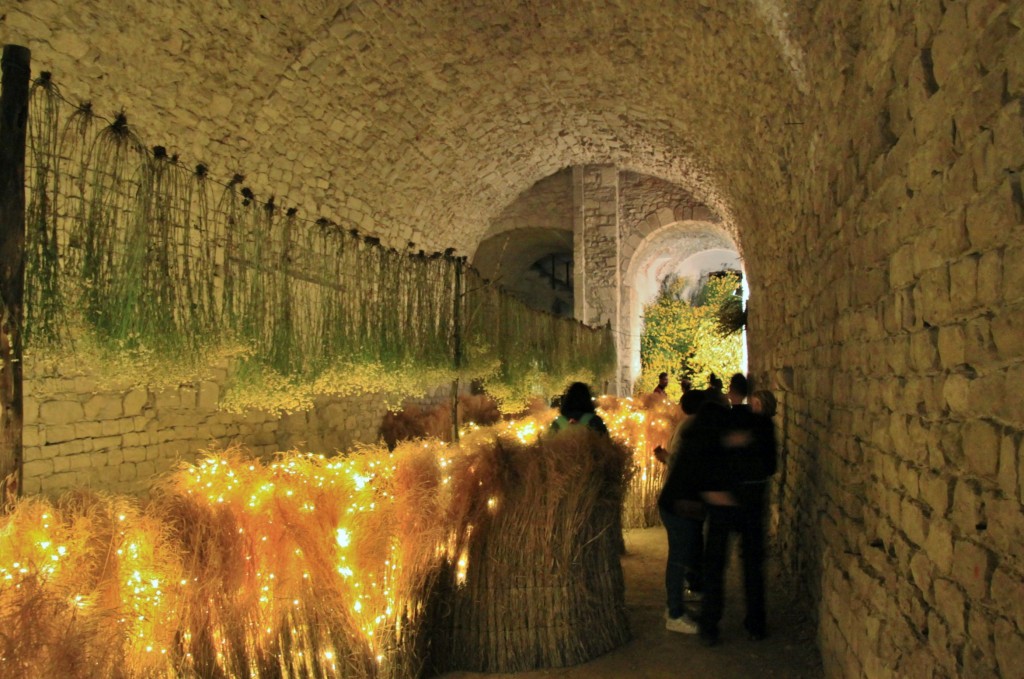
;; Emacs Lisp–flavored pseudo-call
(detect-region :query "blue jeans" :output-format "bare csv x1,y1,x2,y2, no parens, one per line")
659,505,704,618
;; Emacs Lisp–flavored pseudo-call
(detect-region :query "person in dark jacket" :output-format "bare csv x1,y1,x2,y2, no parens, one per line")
695,374,778,646
655,388,710,634
653,372,670,396
549,381,608,436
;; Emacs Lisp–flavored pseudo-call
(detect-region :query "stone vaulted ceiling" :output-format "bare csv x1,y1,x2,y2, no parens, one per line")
0,0,807,259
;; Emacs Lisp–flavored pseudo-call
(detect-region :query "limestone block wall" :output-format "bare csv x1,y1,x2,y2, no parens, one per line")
471,170,575,315
617,172,703,254
22,358,407,497
573,165,620,327
746,3,1024,677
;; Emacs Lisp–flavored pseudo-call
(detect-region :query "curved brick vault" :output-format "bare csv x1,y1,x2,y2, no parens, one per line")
4,1,1024,676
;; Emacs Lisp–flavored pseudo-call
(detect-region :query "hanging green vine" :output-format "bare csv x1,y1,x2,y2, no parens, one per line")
22,74,614,413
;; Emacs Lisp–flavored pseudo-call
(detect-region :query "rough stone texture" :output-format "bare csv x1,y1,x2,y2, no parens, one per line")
21,357,397,496
2,1,1023,675
574,164,620,327
471,169,576,316
759,4,1024,678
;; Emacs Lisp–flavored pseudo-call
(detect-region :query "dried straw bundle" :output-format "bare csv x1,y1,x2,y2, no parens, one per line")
0,443,457,679
379,393,502,449
597,395,682,528
150,444,453,679
457,393,501,427
379,403,452,448
0,492,184,679
432,429,631,672
1,405,642,678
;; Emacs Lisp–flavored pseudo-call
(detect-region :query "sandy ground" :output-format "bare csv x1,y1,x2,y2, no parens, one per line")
439,527,825,679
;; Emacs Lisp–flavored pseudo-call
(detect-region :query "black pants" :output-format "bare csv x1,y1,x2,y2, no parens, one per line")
698,484,767,640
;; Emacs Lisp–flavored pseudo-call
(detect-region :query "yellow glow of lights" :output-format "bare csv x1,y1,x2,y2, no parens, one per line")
0,394,667,677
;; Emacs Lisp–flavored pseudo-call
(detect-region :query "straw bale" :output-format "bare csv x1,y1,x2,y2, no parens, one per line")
432,429,631,672
458,393,501,427
597,395,682,529
1,402,649,678
380,402,453,448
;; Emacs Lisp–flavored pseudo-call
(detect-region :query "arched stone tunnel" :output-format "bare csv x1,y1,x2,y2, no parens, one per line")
3,1,1023,676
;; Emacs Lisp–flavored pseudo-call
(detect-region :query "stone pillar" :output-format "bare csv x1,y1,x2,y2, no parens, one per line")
572,165,622,393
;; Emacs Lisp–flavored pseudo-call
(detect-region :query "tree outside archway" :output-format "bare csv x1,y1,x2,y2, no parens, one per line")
636,272,744,400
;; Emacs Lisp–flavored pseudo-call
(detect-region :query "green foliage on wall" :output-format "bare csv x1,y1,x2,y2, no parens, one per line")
636,273,744,399
23,76,614,412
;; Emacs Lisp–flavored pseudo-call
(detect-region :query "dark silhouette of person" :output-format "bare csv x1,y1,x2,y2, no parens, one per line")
549,381,609,436
696,373,778,645
656,387,711,634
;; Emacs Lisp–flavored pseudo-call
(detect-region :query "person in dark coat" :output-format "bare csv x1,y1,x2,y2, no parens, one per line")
655,388,710,634
695,373,778,645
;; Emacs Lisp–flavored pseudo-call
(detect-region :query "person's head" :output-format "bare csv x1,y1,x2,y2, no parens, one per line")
680,388,708,416
708,373,723,392
560,381,596,415
727,373,749,405
750,389,777,417
680,377,692,393
657,372,669,389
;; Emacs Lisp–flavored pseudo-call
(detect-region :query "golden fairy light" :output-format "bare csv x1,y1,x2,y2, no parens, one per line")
0,395,660,678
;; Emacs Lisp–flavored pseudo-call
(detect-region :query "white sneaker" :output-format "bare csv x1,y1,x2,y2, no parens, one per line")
665,614,699,634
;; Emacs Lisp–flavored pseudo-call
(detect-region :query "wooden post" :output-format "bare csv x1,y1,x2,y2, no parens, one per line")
450,258,463,443
0,45,30,508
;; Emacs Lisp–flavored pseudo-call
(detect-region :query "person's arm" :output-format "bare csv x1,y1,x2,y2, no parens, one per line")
654,420,684,464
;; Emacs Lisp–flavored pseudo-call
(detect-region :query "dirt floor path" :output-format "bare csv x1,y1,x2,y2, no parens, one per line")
440,527,825,679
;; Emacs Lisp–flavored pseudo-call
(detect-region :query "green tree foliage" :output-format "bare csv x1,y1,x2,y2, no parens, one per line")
636,273,744,399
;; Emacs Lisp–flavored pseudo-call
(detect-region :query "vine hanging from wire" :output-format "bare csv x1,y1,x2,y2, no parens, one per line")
23,73,614,413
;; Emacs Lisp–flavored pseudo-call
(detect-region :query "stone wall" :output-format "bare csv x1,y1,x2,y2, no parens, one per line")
471,170,575,315
21,357,435,497
617,172,703,249
748,3,1024,678
479,169,574,241
573,165,620,328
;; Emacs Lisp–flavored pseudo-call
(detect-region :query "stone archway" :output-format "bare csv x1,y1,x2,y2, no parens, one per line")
619,218,739,394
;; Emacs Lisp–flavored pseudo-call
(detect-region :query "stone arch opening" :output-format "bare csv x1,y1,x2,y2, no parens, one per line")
472,227,575,316
620,220,741,394
471,168,576,316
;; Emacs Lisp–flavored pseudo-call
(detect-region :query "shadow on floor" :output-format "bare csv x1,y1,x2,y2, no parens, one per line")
439,527,825,679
